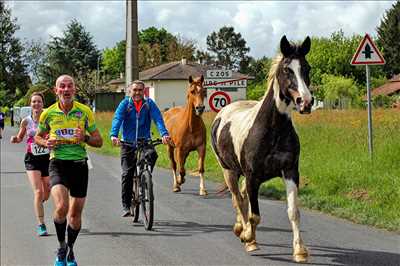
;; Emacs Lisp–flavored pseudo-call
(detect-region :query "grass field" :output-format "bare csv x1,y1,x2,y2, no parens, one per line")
93,108,400,232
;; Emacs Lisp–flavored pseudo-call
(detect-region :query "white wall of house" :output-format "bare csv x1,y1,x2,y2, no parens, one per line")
143,80,247,112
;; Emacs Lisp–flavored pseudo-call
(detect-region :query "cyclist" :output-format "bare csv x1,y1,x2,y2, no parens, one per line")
110,80,171,217
35,75,103,266
10,92,50,236
0,108,4,139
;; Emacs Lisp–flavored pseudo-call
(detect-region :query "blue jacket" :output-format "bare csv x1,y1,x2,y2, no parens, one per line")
110,96,169,142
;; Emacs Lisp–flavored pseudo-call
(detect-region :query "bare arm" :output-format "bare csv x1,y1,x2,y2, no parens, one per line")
75,127,103,148
34,128,56,149
86,128,103,148
10,119,27,143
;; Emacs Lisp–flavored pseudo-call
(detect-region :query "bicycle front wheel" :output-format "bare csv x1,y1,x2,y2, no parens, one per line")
140,170,154,230
131,177,140,223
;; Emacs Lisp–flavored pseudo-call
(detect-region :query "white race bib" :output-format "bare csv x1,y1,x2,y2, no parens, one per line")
31,143,50,156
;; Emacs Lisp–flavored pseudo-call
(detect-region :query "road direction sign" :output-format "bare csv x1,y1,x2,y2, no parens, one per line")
209,91,231,112
204,78,247,88
206,69,232,79
351,33,385,65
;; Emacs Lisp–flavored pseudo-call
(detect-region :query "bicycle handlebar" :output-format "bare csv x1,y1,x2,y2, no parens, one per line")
120,138,163,148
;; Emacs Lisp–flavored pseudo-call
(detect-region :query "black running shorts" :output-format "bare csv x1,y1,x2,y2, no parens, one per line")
49,158,89,198
24,152,50,177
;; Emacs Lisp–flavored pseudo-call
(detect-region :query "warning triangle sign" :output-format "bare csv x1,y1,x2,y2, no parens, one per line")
351,33,385,65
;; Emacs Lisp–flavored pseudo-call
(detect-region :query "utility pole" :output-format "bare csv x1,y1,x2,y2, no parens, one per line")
125,0,139,93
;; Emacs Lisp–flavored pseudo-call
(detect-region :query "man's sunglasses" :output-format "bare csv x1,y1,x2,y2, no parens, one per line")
132,89,144,92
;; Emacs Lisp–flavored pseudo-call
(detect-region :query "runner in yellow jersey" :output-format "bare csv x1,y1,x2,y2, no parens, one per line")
35,75,103,266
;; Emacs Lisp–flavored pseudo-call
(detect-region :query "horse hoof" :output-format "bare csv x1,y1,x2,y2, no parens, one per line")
245,241,259,252
293,246,309,263
199,189,208,196
233,223,243,237
173,186,181,193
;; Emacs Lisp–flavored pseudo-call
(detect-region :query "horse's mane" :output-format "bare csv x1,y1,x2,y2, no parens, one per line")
262,54,283,98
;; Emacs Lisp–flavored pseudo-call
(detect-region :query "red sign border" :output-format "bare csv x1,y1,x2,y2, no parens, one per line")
208,91,231,112
351,33,385,65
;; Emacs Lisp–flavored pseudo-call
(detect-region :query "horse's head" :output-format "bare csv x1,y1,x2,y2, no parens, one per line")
187,75,206,116
277,35,313,114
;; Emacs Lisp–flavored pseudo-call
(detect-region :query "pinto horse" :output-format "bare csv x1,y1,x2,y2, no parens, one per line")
210,36,313,262
163,75,208,196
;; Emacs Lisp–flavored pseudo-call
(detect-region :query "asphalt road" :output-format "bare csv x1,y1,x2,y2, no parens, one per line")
1,126,399,266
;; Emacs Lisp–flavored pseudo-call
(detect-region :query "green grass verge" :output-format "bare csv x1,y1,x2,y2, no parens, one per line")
92,109,400,232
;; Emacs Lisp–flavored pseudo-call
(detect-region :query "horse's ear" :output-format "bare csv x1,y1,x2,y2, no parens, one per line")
280,35,294,57
300,36,311,56
200,75,204,83
189,76,193,83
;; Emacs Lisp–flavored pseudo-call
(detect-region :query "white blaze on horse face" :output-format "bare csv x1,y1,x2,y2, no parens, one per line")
273,78,293,115
288,59,312,103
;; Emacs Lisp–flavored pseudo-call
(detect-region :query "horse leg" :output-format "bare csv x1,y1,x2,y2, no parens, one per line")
283,170,309,263
222,169,247,241
242,176,261,252
197,144,207,196
168,145,180,193
176,148,188,186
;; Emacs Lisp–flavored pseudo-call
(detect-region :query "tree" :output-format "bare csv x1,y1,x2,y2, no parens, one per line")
0,2,30,107
194,49,215,66
376,1,400,78
139,27,175,64
320,74,360,107
102,40,125,80
206,26,250,72
39,19,100,92
24,39,47,84
102,27,198,76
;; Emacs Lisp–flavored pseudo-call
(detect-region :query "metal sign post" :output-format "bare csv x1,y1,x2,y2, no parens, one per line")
350,33,385,158
365,65,373,157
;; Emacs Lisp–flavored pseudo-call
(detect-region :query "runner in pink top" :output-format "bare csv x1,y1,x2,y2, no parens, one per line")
10,92,50,236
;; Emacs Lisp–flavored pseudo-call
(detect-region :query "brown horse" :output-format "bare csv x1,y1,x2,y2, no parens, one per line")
163,75,208,195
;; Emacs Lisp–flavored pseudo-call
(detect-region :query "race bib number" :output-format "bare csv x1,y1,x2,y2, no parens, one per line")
31,143,49,156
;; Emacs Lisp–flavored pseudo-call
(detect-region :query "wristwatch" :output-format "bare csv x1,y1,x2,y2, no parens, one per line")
84,135,90,143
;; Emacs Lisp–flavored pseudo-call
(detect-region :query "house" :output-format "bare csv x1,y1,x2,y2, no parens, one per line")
370,74,400,98
105,59,253,111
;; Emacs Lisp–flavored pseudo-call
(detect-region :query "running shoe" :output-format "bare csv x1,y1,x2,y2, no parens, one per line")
66,249,77,266
54,247,68,266
36,224,48,236
121,207,131,217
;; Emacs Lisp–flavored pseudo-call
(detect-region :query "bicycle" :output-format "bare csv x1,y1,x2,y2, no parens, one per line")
120,138,163,230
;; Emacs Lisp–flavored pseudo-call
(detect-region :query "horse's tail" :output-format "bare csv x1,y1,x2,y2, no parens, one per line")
216,182,229,196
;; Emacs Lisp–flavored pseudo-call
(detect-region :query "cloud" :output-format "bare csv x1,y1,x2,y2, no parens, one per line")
8,1,396,59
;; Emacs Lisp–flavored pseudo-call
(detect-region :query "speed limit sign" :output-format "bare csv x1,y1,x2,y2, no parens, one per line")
209,91,231,112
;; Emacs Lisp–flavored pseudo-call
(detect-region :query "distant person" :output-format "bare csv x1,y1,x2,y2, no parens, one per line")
35,75,103,266
10,108,14,127
10,92,50,236
110,80,171,217
0,109,4,139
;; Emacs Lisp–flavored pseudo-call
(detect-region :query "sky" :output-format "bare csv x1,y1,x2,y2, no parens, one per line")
7,1,396,59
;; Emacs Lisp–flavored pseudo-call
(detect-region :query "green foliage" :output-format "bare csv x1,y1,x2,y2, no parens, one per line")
370,75,388,90
376,1,400,78
206,26,250,72
307,30,365,86
39,19,100,89
247,81,267,100
102,40,125,80
372,94,395,108
23,39,47,83
246,56,272,83
25,83,56,107
0,2,30,107
101,27,197,77
138,27,196,70
320,74,360,106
